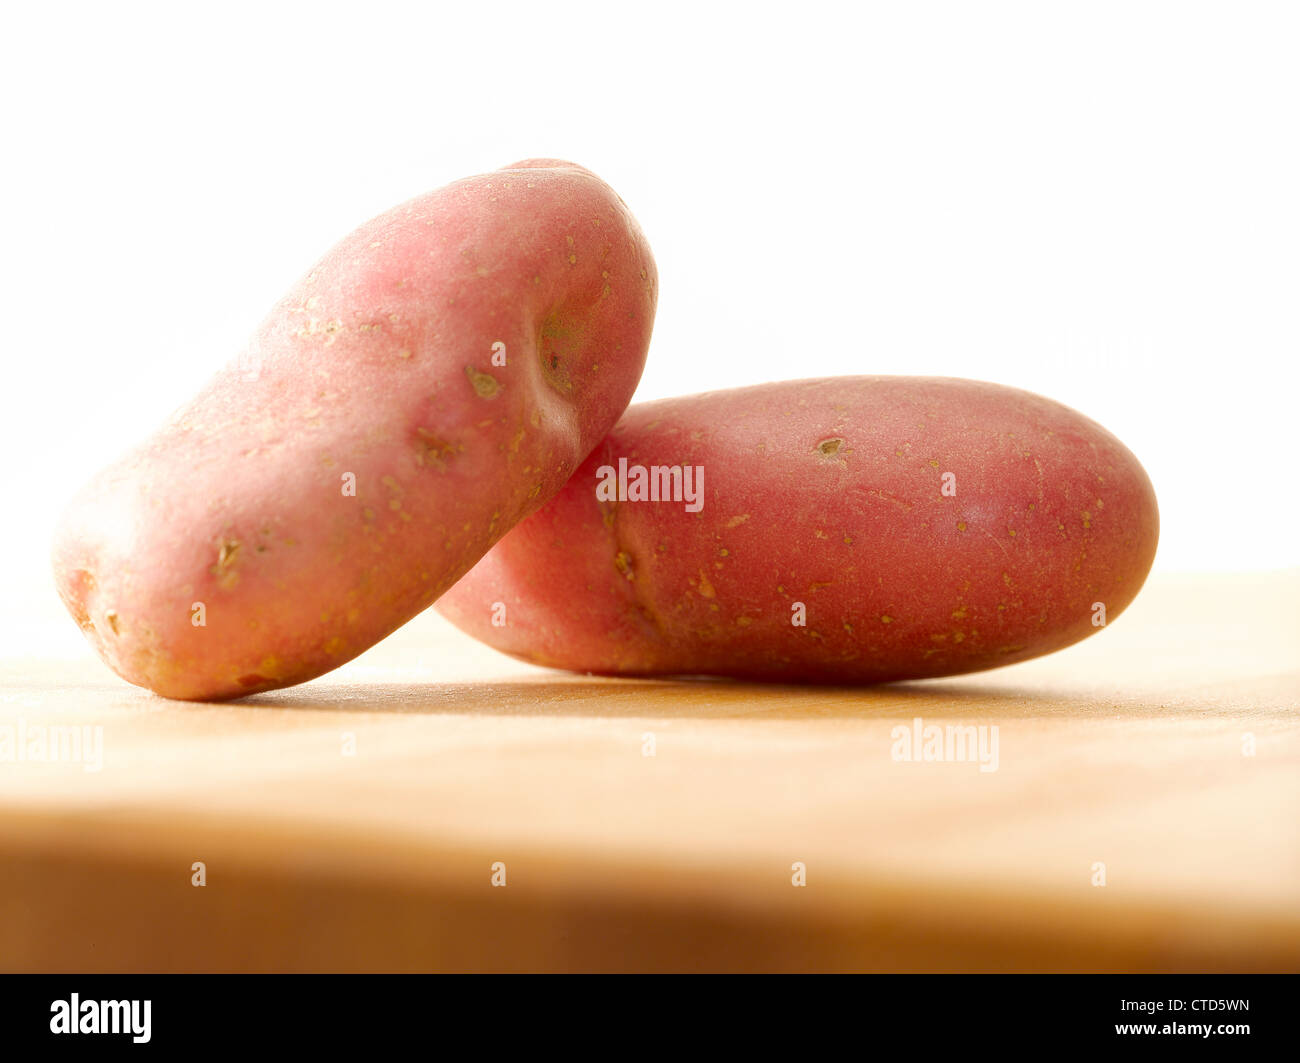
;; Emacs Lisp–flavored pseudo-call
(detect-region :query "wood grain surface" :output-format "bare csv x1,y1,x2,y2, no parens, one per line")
1,570,1296,972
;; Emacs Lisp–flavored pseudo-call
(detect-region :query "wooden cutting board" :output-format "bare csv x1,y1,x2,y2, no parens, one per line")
1,570,1296,972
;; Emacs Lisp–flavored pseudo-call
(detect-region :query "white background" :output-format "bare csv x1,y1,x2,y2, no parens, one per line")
2,0,1296,653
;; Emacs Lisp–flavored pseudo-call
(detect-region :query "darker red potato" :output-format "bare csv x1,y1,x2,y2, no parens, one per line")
436,377,1159,681
52,160,657,699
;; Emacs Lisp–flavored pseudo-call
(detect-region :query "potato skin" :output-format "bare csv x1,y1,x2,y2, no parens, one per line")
436,377,1159,681
52,160,656,699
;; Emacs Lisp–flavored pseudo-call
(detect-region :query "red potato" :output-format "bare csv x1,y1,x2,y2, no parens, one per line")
436,377,1159,681
52,159,657,699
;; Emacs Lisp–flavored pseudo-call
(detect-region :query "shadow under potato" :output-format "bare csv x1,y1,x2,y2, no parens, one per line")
229,673,1111,721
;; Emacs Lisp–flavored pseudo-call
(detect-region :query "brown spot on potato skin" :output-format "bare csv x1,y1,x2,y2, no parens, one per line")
465,366,500,398
614,551,635,581
413,428,461,470
211,538,241,589
538,312,581,393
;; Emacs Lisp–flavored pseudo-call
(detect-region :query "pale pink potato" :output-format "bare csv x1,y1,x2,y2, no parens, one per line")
52,160,657,699
437,377,1159,682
